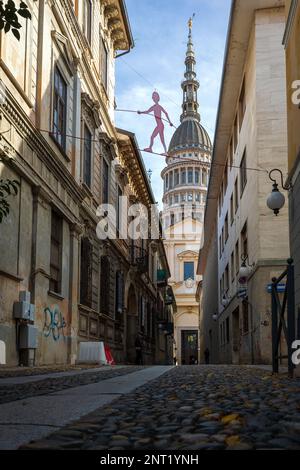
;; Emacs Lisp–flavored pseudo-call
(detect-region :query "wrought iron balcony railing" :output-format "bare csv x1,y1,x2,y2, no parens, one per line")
130,244,148,274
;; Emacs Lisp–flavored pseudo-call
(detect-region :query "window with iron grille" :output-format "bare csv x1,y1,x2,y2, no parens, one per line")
80,237,92,308
100,256,110,315
53,67,67,150
83,124,92,188
50,210,63,294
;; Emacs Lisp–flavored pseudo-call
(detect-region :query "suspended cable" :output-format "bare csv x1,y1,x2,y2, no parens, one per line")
0,125,268,175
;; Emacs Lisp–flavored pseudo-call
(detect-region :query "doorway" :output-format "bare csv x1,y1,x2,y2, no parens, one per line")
181,330,198,365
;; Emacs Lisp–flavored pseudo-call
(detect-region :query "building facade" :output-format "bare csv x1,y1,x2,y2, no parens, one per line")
0,0,173,367
162,20,212,365
284,0,300,339
198,0,289,365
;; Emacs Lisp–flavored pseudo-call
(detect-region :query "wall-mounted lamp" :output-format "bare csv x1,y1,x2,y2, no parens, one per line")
239,254,255,282
266,169,291,216
212,312,218,322
221,294,231,308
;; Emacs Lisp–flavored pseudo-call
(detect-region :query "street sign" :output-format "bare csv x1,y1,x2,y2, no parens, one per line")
267,283,286,294
237,288,247,299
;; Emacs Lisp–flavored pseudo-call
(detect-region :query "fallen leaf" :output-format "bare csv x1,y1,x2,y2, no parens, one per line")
221,414,240,425
225,435,240,447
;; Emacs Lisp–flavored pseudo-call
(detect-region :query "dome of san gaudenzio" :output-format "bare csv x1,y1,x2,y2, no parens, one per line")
169,119,212,154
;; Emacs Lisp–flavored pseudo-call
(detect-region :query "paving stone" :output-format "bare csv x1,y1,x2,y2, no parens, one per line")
18,365,300,451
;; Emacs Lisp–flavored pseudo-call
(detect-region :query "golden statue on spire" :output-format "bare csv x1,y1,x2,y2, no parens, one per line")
188,13,195,30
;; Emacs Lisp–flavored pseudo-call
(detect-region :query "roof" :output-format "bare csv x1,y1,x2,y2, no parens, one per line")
169,119,212,154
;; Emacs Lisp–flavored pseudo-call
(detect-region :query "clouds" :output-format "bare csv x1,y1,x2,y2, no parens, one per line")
115,0,231,207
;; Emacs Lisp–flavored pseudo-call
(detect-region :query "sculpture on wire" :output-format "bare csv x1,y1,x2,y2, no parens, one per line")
138,91,174,155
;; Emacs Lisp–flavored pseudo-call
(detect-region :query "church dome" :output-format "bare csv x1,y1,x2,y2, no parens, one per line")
169,119,212,154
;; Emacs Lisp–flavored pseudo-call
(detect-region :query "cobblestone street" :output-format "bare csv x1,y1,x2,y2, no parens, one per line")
14,365,300,451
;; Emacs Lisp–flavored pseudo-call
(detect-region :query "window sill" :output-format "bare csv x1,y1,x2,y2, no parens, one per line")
48,290,64,301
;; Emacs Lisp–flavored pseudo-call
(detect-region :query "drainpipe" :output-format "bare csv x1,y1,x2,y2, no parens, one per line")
115,48,131,59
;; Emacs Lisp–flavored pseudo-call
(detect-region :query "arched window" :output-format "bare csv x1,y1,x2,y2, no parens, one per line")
80,237,92,308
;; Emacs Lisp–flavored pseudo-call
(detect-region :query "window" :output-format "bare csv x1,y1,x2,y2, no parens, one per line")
80,237,92,307
83,0,92,45
53,67,67,150
100,38,108,90
195,170,200,184
184,262,194,280
241,222,248,258
224,213,229,242
234,178,239,213
181,170,186,184
240,149,247,195
239,78,246,130
102,159,109,204
100,256,110,315
242,300,249,333
188,193,193,202
83,125,92,187
175,170,179,186
169,172,173,189
230,194,234,225
188,168,193,184
195,193,200,202
174,194,179,204
50,211,63,293
166,174,169,190
170,213,175,226
202,170,208,186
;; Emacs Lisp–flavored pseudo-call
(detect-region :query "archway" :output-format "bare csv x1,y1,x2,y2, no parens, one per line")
126,284,138,363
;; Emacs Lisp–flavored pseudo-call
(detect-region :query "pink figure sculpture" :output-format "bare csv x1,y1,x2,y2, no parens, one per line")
138,92,173,155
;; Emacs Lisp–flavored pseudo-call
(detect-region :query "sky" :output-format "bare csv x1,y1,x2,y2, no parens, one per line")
115,0,232,206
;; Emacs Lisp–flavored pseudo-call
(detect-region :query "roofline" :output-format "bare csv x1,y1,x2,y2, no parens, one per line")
119,0,134,49
116,128,156,205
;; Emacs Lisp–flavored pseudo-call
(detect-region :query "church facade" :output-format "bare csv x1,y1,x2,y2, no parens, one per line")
161,20,212,365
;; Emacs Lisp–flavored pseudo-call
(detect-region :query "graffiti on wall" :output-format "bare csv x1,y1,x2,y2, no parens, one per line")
43,306,66,341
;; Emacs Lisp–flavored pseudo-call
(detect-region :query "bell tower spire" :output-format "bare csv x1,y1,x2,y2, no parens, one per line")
181,15,201,123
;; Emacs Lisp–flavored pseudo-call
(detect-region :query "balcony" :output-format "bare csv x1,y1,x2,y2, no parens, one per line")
130,245,148,274
157,269,168,288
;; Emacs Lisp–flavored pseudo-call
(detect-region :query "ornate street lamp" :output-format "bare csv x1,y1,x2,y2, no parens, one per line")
266,169,291,216
239,254,254,282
